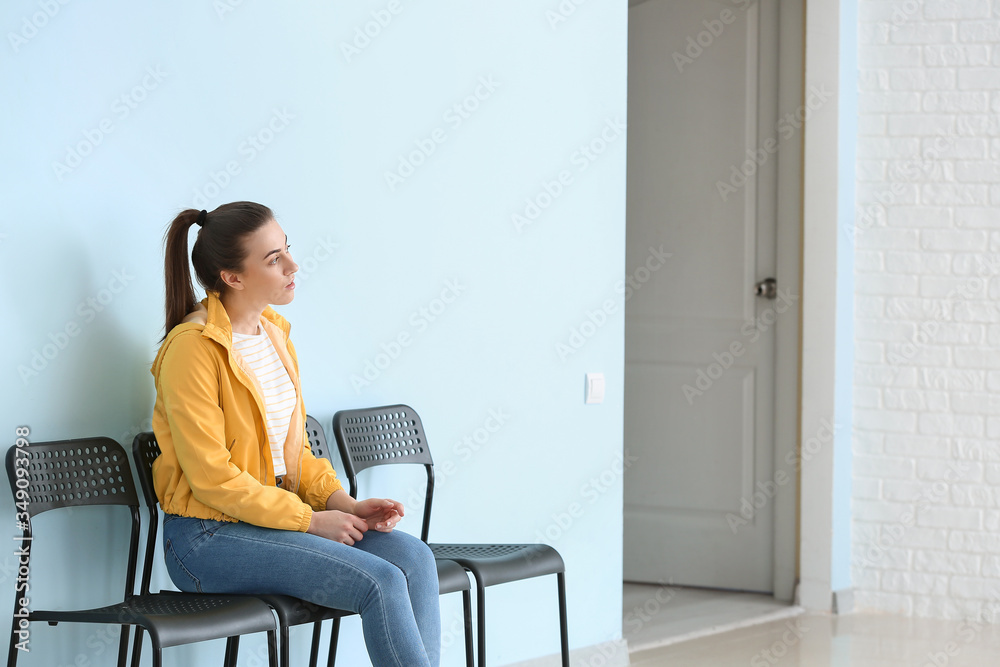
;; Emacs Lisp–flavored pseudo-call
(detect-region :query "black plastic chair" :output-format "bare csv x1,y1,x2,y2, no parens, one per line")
132,431,352,667
305,415,476,667
5,437,278,667
331,405,569,667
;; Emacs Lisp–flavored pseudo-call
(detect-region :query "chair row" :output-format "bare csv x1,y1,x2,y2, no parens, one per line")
5,404,568,667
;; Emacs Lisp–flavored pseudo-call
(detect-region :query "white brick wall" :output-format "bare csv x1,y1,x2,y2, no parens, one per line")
854,0,1000,621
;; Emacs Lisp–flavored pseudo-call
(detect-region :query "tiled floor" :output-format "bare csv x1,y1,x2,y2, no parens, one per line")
623,583,799,652
623,584,1000,666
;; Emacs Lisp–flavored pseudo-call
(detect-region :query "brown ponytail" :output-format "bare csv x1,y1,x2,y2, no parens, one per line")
160,201,274,342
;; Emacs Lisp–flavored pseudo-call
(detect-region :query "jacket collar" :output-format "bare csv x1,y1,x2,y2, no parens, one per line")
201,290,291,349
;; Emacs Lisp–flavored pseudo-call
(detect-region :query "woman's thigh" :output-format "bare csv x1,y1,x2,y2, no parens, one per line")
162,515,407,611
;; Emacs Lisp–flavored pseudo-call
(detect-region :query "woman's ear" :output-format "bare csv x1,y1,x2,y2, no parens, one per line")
219,269,244,291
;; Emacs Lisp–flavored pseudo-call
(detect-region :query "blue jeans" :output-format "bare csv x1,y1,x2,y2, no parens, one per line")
162,514,441,667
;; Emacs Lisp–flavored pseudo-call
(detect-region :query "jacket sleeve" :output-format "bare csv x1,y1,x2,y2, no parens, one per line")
157,332,314,532
286,338,346,510
297,426,345,511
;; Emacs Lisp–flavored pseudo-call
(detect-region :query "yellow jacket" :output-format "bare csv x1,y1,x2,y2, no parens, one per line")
150,290,343,532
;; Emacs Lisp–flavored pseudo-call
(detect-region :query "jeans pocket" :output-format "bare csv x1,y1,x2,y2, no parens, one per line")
164,538,203,593
199,519,226,537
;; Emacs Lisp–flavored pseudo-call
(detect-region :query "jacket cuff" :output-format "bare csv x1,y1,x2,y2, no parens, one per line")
297,505,313,533
309,475,345,512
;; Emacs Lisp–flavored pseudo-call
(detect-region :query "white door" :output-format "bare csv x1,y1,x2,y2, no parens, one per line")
624,0,784,592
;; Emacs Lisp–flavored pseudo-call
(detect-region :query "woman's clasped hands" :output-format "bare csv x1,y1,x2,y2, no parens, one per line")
307,489,404,545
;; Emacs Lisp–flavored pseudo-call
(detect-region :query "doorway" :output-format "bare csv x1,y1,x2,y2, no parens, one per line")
623,0,804,646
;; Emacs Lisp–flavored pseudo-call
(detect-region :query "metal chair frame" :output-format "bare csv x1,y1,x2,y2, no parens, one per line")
305,415,476,667
132,431,352,667
330,404,569,667
5,437,278,667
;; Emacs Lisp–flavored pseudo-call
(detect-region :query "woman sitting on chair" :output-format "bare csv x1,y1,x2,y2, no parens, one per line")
150,201,441,667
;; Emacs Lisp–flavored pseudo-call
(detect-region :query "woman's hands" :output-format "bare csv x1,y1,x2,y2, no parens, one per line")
354,498,404,532
306,510,369,545
310,489,405,544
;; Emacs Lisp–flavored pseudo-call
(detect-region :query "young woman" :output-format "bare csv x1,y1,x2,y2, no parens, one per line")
150,201,441,666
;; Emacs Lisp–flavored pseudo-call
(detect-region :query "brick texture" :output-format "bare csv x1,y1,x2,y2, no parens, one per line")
854,0,1000,621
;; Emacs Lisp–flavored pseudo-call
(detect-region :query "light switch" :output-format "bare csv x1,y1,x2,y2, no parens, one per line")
585,373,605,404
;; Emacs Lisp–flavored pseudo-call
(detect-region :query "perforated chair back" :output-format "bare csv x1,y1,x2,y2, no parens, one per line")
6,437,139,519
131,433,165,596
6,438,142,592
330,405,435,542
304,414,336,463
132,433,161,511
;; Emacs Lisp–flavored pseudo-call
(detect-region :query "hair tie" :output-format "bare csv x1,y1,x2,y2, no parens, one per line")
196,210,207,227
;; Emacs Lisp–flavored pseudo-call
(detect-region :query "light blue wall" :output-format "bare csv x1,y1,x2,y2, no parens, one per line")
832,0,858,594
1,2,627,665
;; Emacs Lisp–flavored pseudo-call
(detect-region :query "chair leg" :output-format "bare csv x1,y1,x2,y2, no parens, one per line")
308,621,322,667
280,624,291,667
327,617,342,667
152,646,162,667
126,625,141,667
462,589,475,667
476,581,487,667
557,573,569,667
224,636,240,667
7,616,20,667
268,629,279,667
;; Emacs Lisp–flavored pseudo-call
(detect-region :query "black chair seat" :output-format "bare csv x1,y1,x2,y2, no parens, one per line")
6,438,278,667
34,593,277,648
436,558,472,595
431,544,564,588
134,431,352,667
254,594,352,628
331,405,568,667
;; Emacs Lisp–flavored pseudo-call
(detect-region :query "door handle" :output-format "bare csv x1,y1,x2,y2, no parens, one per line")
755,278,777,299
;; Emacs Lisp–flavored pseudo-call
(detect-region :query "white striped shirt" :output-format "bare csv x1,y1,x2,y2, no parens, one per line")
231,328,296,478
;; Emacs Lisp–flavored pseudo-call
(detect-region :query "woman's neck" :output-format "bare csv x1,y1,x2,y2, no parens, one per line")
219,291,263,335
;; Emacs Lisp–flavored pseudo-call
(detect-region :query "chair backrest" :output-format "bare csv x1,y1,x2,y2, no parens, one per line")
131,432,166,595
5,437,142,602
305,414,336,463
329,405,435,542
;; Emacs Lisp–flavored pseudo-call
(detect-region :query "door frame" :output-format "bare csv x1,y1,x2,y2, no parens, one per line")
620,0,806,602
771,0,805,604
622,0,850,611
796,0,856,612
